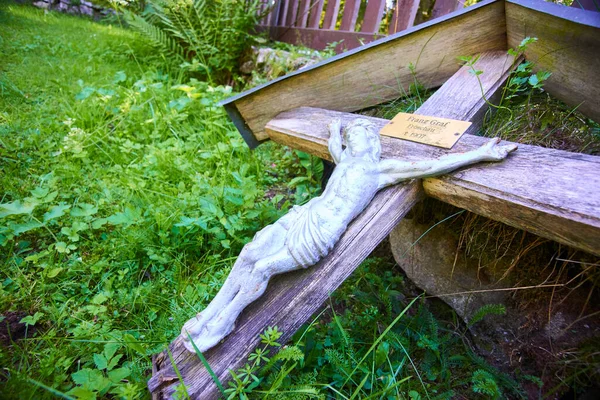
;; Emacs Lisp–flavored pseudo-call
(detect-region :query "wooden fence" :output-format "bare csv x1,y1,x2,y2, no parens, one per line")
256,0,466,52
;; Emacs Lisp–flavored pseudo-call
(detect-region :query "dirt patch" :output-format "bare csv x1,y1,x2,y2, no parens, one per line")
0,311,30,347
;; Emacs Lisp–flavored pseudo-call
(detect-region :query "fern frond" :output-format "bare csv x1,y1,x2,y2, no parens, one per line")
468,304,506,328
123,11,185,61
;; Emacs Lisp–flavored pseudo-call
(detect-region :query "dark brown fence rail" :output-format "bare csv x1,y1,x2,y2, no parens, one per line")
256,0,466,52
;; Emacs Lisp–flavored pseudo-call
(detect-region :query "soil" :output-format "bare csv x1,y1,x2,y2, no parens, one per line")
0,311,30,347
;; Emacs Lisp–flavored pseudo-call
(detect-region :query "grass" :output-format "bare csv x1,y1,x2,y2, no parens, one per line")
0,4,317,398
1,3,598,400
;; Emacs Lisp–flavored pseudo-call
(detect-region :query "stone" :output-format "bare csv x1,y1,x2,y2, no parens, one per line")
390,215,508,322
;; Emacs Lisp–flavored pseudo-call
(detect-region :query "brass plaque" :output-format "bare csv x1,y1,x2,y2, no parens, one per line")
379,113,472,149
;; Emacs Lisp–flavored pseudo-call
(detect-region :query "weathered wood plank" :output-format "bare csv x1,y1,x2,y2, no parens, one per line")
307,0,325,28
322,0,340,29
388,0,420,34
286,0,299,26
255,25,385,52
340,0,361,31
432,0,462,20
278,0,290,26
226,0,506,144
360,0,385,33
147,49,523,399
297,0,311,27
148,183,424,399
265,107,600,257
269,0,281,26
506,0,600,124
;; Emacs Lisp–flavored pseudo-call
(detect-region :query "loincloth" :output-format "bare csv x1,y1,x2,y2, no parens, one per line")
282,205,339,268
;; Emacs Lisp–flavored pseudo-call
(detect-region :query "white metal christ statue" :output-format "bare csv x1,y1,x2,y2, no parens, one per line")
181,118,517,353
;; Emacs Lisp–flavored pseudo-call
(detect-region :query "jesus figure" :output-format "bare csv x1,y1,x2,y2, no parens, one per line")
181,118,517,353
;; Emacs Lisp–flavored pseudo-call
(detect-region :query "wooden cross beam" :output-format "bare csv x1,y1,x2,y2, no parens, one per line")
147,50,600,399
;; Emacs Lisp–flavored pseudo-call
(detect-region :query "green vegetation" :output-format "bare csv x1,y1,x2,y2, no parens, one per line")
0,4,316,398
1,3,598,400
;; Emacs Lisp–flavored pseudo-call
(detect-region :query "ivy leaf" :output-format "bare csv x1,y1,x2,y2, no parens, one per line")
43,204,71,222
0,200,36,218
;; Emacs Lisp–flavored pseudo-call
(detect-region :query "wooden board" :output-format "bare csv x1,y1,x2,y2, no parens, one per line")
148,50,520,400
388,0,420,34
223,0,507,145
266,105,600,257
148,184,424,399
360,0,385,33
506,0,600,124
340,0,361,31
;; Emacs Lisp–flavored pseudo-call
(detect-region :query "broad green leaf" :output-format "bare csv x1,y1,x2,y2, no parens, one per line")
47,267,63,278
30,187,49,198
113,71,127,83
93,353,108,370
75,86,95,101
11,221,43,235
0,200,36,218
107,208,141,227
71,368,111,392
91,218,108,229
107,367,130,383
71,203,98,217
43,204,71,222
66,386,96,400
106,353,123,371
91,293,108,305
123,333,145,355
20,311,44,326
103,342,119,362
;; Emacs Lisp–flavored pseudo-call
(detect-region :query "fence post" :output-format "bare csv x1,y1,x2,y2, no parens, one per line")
361,0,386,34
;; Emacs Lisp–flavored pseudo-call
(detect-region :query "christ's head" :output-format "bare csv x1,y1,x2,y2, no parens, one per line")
344,118,381,162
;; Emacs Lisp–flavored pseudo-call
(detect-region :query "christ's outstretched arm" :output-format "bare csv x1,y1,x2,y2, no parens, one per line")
377,138,517,189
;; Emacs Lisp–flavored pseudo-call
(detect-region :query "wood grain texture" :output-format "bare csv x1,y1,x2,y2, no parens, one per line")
235,0,506,141
308,0,325,28
278,0,290,26
148,183,424,399
267,106,600,256
388,0,420,34
322,0,340,29
360,0,385,33
256,25,384,52
269,0,281,26
506,0,600,123
340,0,361,31
297,0,311,27
286,0,299,26
432,0,462,20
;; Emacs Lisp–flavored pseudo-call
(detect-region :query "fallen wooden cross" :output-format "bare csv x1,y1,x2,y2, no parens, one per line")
149,1,600,398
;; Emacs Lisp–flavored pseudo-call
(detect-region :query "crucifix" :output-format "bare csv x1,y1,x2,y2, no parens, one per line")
148,1,600,397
